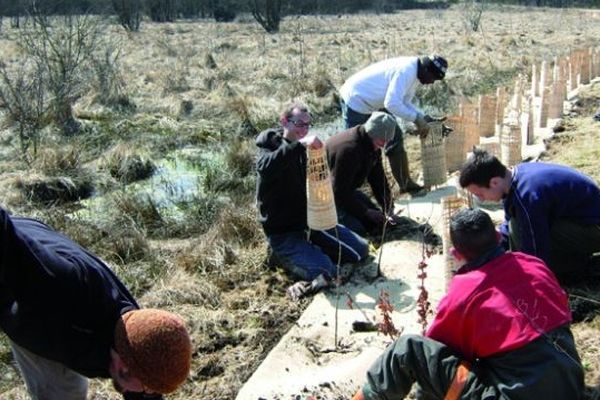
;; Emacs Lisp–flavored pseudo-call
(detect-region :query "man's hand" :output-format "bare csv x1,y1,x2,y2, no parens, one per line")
415,115,430,139
286,274,331,301
299,135,323,149
424,114,446,123
442,124,453,137
385,213,404,226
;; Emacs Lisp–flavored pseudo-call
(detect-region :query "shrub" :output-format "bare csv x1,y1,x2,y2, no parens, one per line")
91,45,135,111
214,5,236,22
0,60,49,160
18,13,105,135
146,0,176,22
251,0,283,33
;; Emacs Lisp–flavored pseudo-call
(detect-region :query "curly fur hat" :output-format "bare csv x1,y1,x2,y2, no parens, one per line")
114,309,192,394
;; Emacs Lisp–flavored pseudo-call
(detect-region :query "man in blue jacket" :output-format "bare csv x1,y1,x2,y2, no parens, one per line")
0,208,192,399
459,148,600,282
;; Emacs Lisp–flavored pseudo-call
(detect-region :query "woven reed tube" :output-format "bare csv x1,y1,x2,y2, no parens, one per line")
592,48,597,79
537,86,550,129
444,115,466,173
479,136,500,158
548,79,565,119
495,87,507,136
558,58,569,100
457,186,474,208
594,48,600,79
539,61,549,99
531,63,539,97
523,95,535,145
461,101,479,153
421,121,447,188
580,49,591,85
381,151,399,196
441,195,469,290
500,121,522,167
478,95,496,138
568,52,579,91
306,146,338,231
511,77,525,113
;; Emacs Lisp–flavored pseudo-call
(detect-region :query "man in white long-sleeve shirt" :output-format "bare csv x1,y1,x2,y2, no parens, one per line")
339,55,448,193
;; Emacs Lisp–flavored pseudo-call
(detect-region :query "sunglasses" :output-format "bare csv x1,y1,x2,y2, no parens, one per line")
288,119,311,128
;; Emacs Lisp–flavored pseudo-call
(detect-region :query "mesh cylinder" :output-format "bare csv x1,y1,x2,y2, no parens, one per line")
444,115,465,173
306,146,338,231
441,195,469,290
421,121,447,188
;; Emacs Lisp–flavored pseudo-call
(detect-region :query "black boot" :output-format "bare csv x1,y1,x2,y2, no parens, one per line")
388,148,423,194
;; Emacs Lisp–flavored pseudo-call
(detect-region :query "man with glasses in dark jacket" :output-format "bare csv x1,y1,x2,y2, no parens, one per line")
255,101,368,301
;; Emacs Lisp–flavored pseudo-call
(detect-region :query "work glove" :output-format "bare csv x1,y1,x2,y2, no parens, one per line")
286,273,331,301
442,124,454,137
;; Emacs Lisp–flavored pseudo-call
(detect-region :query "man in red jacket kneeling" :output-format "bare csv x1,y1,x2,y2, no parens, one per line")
353,208,583,400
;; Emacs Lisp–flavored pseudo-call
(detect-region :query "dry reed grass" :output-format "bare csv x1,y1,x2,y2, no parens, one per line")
0,6,600,399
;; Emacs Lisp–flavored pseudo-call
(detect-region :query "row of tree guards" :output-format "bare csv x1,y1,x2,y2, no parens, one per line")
440,46,600,290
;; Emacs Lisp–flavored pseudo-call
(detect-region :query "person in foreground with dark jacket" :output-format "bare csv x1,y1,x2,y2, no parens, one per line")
327,112,403,236
0,207,192,400
255,101,368,301
352,208,583,400
459,148,600,283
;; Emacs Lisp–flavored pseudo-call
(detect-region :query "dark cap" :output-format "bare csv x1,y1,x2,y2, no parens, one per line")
424,55,448,79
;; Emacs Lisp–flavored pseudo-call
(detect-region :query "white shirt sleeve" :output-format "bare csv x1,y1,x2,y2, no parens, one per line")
383,63,422,122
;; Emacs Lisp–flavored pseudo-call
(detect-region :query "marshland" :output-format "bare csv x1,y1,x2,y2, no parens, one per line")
0,2,599,398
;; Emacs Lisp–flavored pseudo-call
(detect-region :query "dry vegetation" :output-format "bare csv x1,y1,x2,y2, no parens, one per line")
0,5,599,399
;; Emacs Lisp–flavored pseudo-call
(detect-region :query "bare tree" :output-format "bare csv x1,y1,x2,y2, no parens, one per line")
0,61,50,160
250,0,283,33
18,11,104,135
146,0,176,22
460,0,485,32
112,0,142,31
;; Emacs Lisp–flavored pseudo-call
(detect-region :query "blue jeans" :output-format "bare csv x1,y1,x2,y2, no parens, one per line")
267,224,368,281
340,99,371,129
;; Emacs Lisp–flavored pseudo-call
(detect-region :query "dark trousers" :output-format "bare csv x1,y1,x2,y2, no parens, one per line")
363,327,583,400
509,217,600,281
337,190,380,236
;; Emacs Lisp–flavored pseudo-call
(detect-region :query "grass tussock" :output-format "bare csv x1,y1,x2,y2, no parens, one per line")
573,316,600,398
33,145,82,174
15,174,94,205
102,143,156,183
111,192,164,235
